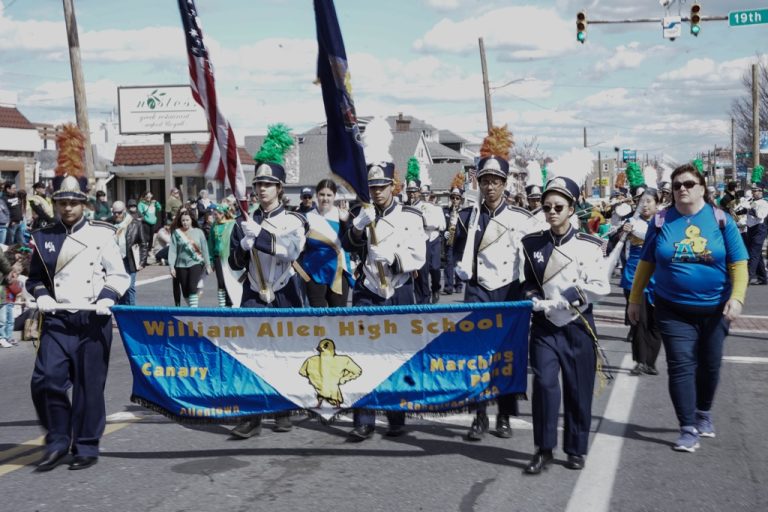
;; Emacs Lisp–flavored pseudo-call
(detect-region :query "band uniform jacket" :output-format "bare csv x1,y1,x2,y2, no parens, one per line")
453,203,539,291
229,205,307,295
521,227,610,327
343,201,427,299
27,216,130,305
413,200,446,243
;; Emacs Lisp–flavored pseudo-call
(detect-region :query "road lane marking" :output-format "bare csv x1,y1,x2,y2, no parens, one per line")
566,354,638,512
0,421,138,477
136,275,171,287
723,356,768,364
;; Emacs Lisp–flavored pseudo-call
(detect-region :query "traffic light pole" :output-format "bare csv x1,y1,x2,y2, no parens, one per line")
586,15,727,24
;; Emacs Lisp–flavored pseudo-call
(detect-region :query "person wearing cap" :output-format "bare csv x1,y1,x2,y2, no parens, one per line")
342,161,427,441
228,159,308,439
298,187,316,214
442,187,463,295
109,200,148,306
406,181,445,304
719,181,738,211
27,124,130,471
90,190,111,222
520,175,610,474
526,185,542,212
452,156,539,442
29,181,54,230
745,184,768,285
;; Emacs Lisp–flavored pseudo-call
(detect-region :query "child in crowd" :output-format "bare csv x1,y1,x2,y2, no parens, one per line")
0,246,21,347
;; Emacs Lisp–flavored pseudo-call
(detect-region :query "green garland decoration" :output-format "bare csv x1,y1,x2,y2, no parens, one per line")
541,165,548,187
692,158,704,175
752,164,765,184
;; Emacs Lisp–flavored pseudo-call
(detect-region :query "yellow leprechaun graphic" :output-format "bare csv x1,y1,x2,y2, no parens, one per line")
299,339,362,408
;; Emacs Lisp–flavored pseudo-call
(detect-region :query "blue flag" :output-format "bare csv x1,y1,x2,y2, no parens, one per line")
314,0,369,203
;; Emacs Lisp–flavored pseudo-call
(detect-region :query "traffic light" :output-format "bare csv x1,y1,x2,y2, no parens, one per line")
690,3,701,36
576,11,587,43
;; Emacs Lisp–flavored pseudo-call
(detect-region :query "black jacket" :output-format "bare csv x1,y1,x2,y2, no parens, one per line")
110,216,148,272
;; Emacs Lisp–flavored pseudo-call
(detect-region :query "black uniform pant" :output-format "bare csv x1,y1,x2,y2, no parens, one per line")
747,223,767,282
31,311,112,457
465,280,522,416
415,238,442,304
530,313,596,456
351,278,415,427
305,279,349,308
443,243,461,293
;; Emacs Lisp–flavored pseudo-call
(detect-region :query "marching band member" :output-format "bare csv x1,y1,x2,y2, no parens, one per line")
406,181,445,304
342,117,427,441
525,160,544,213
744,182,768,285
28,125,129,471
521,168,610,474
228,128,308,438
452,155,539,441
441,187,463,295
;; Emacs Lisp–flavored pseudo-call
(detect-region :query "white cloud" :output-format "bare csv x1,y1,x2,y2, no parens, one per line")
414,6,573,59
580,88,633,108
422,0,462,11
658,55,767,85
594,42,649,72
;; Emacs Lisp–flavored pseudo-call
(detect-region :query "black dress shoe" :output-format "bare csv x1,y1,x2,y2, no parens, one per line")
431,291,440,304
643,365,659,376
68,456,98,470
348,424,375,442
524,450,553,475
230,417,262,438
273,414,293,432
385,424,406,437
629,363,645,376
34,450,68,472
467,412,490,441
565,454,585,470
495,415,513,439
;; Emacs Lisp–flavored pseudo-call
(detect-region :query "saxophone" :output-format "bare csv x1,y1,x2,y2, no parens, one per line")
446,204,459,247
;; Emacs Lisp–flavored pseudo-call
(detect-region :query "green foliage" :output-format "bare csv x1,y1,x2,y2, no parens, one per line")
406,157,420,183
626,162,644,187
254,124,294,165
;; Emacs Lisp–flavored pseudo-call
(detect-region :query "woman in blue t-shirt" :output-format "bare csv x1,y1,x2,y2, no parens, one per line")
628,164,748,453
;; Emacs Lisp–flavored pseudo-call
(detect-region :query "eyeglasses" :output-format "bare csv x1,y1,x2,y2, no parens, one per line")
672,180,699,191
542,204,566,213
112,210,125,215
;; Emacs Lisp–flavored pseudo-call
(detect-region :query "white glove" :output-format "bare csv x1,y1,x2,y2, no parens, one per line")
553,297,571,310
36,295,58,313
531,298,557,313
242,218,262,239
443,230,451,240
368,244,394,265
353,207,376,231
240,236,255,251
455,263,470,282
95,299,115,316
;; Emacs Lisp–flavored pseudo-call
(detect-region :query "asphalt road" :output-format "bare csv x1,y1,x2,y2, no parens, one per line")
0,266,766,512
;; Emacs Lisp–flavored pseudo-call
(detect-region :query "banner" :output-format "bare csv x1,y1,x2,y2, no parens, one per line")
113,302,532,423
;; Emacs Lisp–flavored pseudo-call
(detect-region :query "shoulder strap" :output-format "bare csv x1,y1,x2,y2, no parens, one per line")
654,209,667,229
713,206,726,231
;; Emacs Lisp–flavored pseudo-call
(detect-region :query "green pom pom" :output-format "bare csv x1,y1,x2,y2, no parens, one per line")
752,165,765,184
541,165,548,186
254,123,294,165
626,162,644,188
406,157,420,183
692,159,704,175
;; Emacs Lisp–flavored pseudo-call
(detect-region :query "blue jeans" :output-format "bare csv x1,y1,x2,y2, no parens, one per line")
655,298,729,427
0,303,13,340
0,225,8,246
119,260,137,305
5,222,21,245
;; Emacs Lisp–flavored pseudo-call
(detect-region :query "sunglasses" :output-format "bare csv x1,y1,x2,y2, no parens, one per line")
542,204,567,213
672,180,699,191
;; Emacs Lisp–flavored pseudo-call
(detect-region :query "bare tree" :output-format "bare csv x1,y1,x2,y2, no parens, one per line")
510,136,549,168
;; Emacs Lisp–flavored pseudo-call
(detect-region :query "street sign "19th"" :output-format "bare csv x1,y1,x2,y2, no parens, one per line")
729,9,768,27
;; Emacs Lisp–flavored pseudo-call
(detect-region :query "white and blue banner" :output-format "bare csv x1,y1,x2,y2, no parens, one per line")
113,302,532,422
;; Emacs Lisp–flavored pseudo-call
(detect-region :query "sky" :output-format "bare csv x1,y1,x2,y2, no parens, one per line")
0,0,765,162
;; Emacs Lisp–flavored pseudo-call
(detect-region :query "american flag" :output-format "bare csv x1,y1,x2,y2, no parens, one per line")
178,0,247,210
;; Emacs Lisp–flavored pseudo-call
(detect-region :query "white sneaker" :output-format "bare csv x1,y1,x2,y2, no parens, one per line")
0,338,13,348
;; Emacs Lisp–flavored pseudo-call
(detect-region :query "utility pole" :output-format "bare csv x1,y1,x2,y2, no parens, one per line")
753,63,760,173
583,126,587,148
731,117,736,184
479,38,493,133
62,0,95,188
713,144,717,188
598,151,603,197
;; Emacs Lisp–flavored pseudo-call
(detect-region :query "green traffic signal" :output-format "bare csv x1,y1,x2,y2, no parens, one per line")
690,2,701,36
576,11,587,44
577,31,586,42
691,24,701,35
